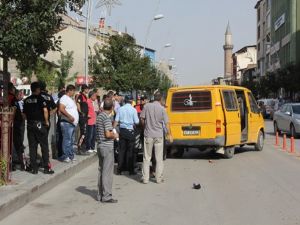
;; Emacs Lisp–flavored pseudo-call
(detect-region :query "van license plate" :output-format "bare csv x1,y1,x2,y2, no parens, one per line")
183,130,200,136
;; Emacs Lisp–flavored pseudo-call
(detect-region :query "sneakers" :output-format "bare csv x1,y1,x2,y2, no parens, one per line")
63,157,71,163
71,158,77,162
93,149,97,153
101,199,118,203
87,149,94,154
44,168,55,174
156,179,165,184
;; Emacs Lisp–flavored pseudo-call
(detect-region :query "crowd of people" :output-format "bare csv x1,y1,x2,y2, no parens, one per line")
8,81,173,203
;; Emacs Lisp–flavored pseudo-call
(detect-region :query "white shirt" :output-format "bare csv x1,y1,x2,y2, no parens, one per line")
60,95,79,126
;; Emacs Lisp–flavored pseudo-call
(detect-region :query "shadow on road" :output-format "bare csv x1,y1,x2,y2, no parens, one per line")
75,186,98,201
180,146,255,160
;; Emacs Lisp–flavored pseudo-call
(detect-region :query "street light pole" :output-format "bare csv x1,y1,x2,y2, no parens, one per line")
84,0,92,84
143,14,164,56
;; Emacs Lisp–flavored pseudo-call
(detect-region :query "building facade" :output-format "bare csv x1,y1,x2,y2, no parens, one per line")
232,45,257,84
255,0,300,76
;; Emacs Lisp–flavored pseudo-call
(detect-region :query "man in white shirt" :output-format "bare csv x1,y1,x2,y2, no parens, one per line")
59,85,79,162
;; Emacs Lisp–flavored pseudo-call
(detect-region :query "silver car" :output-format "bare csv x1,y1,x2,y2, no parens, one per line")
273,103,300,137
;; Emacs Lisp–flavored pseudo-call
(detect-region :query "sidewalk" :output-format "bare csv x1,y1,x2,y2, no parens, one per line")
0,152,97,221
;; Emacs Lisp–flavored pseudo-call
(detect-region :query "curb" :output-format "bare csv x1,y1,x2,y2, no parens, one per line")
0,154,97,221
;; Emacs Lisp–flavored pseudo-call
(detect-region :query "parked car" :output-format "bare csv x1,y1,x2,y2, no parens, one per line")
165,85,265,159
257,99,277,119
273,103,300,137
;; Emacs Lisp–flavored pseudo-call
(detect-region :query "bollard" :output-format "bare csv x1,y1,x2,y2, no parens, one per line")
282,134,287,151
275,132,279,146
290,136,295,154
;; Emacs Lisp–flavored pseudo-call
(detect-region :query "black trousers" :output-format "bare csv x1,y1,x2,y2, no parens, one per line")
27,121,50,170
13,121,25,165
78,115,87,150
56,120,63,158
118,128,135,173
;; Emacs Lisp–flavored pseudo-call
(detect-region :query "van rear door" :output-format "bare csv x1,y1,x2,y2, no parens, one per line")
221,89,241,146
168,89,217,140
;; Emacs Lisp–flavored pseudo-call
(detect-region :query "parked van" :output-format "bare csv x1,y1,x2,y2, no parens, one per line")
165,85,265,158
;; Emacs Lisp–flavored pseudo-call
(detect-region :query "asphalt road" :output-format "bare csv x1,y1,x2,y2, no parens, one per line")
1,121,300,225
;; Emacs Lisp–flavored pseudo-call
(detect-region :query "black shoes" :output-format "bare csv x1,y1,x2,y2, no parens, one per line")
43,168,55,174
101,199,118,203
32,169,38,174
116,170,122,175
129,171,137,175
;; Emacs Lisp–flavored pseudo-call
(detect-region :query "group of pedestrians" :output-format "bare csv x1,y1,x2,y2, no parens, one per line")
9,81,173,204
95,92,172,203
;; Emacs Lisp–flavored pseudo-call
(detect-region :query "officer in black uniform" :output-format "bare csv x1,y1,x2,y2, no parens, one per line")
39,81,57,131
23,82,54,174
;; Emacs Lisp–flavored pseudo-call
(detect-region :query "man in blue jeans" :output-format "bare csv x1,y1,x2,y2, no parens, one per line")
58,85,79,162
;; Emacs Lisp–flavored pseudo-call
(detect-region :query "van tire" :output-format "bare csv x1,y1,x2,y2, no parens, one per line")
255,130,264,151
224,147,235,159
173,147,184,158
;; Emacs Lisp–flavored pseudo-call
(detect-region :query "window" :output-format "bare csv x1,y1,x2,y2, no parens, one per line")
257,25,261,39
292,105,300,114
222,90,238,111
248,92,260,113
257,7,261,22
171,91,212,111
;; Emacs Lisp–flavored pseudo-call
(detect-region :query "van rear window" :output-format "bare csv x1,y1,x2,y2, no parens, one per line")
171,91,212,111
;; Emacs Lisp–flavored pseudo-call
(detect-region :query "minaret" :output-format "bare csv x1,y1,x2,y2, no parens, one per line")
223,23,234,79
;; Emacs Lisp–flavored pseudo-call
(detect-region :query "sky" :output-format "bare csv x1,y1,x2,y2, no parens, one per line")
86,0,258,86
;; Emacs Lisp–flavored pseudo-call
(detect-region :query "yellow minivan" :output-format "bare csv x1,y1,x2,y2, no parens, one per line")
165,85,265,158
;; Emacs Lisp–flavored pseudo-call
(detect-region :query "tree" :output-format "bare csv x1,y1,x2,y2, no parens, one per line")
0,0,85,184
90,34,160,93
158,73,173,96
34,58,58,92
0,0,84,104
57,51,75,88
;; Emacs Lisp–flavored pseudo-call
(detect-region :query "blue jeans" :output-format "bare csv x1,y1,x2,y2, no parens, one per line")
86,125,96,150
60,122,76,160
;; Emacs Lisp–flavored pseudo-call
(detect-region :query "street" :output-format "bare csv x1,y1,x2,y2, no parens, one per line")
1,120,300,225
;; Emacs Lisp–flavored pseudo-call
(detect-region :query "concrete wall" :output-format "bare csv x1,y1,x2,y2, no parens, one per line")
45,26,105,81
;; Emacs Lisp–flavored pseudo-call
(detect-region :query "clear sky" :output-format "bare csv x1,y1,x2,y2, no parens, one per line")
88,0,258,85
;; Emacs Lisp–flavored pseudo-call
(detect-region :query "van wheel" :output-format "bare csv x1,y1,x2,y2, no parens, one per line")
224,147,235,159
173,147,184,158
255,130,264,151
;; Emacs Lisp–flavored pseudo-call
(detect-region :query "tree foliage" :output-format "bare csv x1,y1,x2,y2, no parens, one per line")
90,34,171,94
57,51,75,88
241,63,300,99
0,0,85,71
35,58,58,91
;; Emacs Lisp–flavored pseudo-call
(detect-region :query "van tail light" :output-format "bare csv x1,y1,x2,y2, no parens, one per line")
216,120,222,133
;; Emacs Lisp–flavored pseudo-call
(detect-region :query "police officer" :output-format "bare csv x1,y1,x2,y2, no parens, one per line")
113,96,139,175
23,82,54,174
39,81,57,132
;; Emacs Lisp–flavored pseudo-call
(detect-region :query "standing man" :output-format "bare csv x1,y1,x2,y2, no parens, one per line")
12,90,26,170
76,84,89,154
39,81,57,131
59,85,79,162
23,82,54,174
140,92,172,184
114,95,139,175
86,91,97,153
96,98,118,203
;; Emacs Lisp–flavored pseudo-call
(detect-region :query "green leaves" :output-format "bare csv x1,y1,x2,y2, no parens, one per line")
0,0,85,71
90,34,172,95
